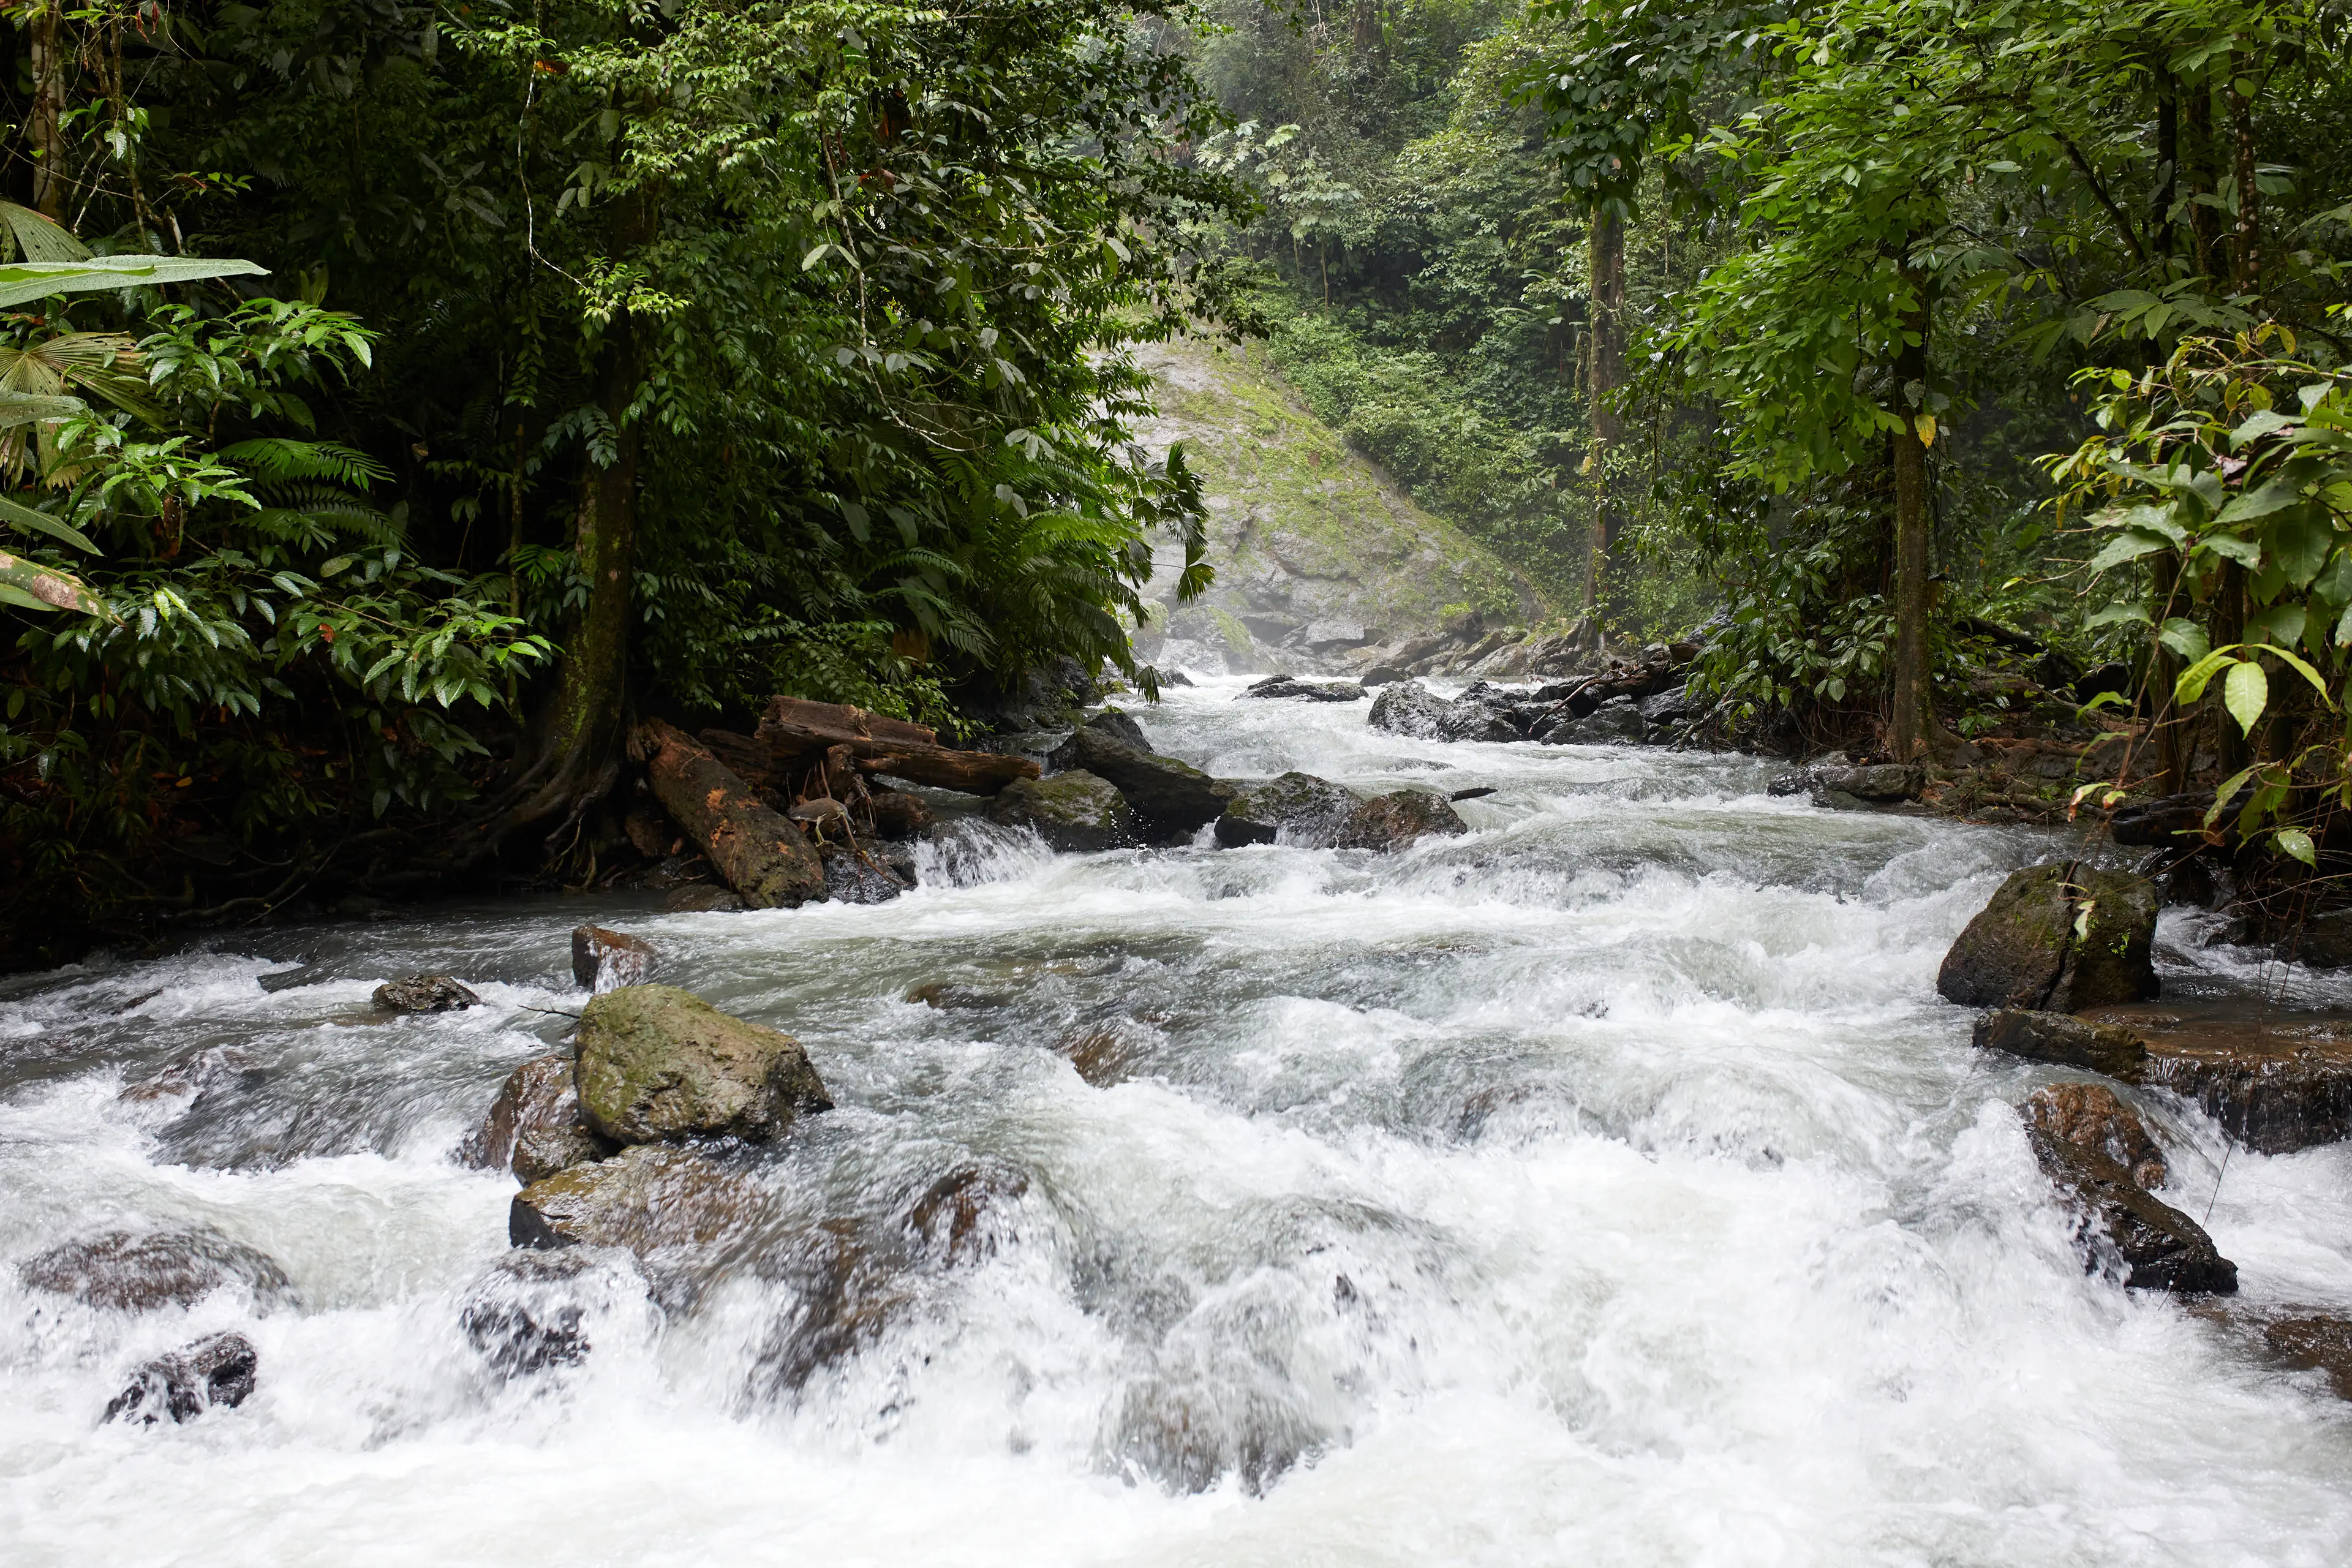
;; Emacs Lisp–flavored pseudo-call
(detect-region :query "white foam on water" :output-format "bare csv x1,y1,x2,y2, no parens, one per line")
2,677,2348,1565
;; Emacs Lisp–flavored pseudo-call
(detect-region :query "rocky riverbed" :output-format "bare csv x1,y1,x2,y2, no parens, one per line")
3,676,2350,1566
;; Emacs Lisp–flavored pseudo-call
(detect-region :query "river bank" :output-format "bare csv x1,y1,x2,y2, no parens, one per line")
4,678,2350,1566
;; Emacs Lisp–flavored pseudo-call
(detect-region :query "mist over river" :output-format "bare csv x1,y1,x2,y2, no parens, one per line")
5,677,2350,1567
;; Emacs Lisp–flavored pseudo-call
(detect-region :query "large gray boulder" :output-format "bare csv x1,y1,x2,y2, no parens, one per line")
989,770,1136,851
20,1228,295,1313
1215,772,1363,848
459,1054,612,1184
1548,695,1647,745
1335,788,1469,850
1937,861,2158,1011
1048,715,1236,840
1367,680,1518,742
2029,1129,2234,1293
575,985,832,1145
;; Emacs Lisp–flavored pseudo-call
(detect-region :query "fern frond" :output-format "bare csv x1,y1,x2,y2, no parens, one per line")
217,439,391,491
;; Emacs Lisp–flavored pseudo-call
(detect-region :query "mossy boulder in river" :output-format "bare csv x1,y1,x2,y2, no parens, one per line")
989,770,1135,851
1049,715,1237,840
510,1144,767,1254
1937,861,2157,1011
575,985,832,1145
1215,772,1363,848
1336,788,1469,850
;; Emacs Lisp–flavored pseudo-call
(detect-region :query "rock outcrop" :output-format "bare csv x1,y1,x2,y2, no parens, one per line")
2028,1129,2236,1293
459,1054,612,1184
1335,788,1469,850
20,1228,295,1313
1368,680,1518,742
105,1331,259,1425
2081,1002,2352,1155
1240,675,1364,702
1972,1009,2150,1080
573,925,659,992
1048,712,1237,840
372,973,479,1013
1937,862,2158,1011
510,1144,765,1254
1215,772,1363,848
989,771,1136,851
2022,1081,2168,1189
574,984,832,1145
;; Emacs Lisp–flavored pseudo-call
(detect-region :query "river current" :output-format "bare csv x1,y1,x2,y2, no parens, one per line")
4,678,2350,1566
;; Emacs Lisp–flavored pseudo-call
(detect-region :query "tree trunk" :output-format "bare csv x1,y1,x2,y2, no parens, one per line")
2185,81,2220,280
1889,266,1933,761
1584,206,1626,644
2226,50,2261,293
639,720,827,908
28,3,67,220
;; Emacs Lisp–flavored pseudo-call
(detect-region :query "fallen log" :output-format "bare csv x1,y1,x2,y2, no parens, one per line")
755,694,1038,796
638,720,826,908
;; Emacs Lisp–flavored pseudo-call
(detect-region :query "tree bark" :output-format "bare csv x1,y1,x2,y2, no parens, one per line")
1584,205,1626,644
753,695,1039,795
2185,81,2220,280
639,720,827,908
1889,266,1934,761
2226,50,2261,293
28,3,67,220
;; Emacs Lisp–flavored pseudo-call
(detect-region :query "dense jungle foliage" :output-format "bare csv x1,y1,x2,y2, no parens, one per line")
6,0,2352,960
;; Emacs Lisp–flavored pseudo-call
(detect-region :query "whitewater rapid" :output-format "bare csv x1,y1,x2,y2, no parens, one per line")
4,678,2349,1566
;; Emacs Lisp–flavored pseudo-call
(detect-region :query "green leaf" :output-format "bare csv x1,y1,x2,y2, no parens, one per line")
2084,601,2149,628
0,255,268,310
2199,533,2263,567
0,492,95,552
2175,645,2239,704
2215,477,2305,526
2157,618,2211,663
2245,603,2307,650
2086,529,2173,573
2259,641,2333,701
2265,509,2334,588
2276,826,2317,865
2224,658,2267,736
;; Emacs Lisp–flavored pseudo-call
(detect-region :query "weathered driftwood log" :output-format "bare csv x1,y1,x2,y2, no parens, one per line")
638,719,826,907
753,695,1038,796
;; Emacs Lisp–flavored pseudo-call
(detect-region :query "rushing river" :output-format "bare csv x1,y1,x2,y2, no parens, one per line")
4,678,2350,1566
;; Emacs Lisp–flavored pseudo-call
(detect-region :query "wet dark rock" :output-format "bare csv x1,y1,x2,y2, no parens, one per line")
510,1144,767,1254
1548,695,1647,745
2083,1003,2352,1155
2264,1315,2352,1400
1367,680,1519,743
2022,1081,2167,1189
1816,763,1920,801
1972,1009,2149,1080
1055,706,1149,754
458,1054,612,1185
988,770,1136,851
664,884,745,913
257,965,325,993
2283,907,2352,968
1241,675,1364,702
2029,1128,2234,1292
1052,1025,1140,1085
1360,665,1408,687
575,984,832,1145
1636,687,1695,729
818,840,916,903
1937,861,2158,1011
1048,717,1236,840
372,973,480,1014
905,1161,1029,1266
1335,788,1469,851
2109,790,2214,847
1215,772,1363,849
1153,667,1194,687
1448,785,1497,801
866,790,933,840
20,1228,295,1313
119,1044,263,1104
905,981,1009,1010
749,1221,905,1400
105,1332,258,1425
571,925,660,993
458,1250,638,1376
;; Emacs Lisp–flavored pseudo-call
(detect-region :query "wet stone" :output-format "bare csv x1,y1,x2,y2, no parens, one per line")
1240,675,1364,702
2264,1314,2352,1400
2028,1129,2235,1294
989,770,1136,852
665,885,744,913
2082,1003,2352,1155
459,1250,642,1377
571,925,660,992
1048,718,1235,840
819,841,917,903
510,1144,769,1257
105,1332,258,1425
905,981,1010,1011
2022,1081,2167,1189
119,1044,262,1104
373,973,480,1014
575,984,832,1145
749,1221,905,1401
1335,788,1468,851
20,1227,295,1313
1215,772,1362,849
458,1053,612,1184
865,790,933,840
1973,1009,2149,1080
1938,861,2158,1012
905,1161,1029,1267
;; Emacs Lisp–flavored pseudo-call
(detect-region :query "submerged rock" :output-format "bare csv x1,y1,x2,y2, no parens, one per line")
572,925,660,992
818,840,916,903
1937,861,2158,1011
458,1054,611,1184
372,973,479,1014
105,1332,258,1425
1972,1009,2149,1080
1240,675,1363,702
2264,1315,2352,1400
1335,788,1468,850
20,1228,295,1313
664,884,744,913
905,981,1009,1010
1214,772,1363,848
510,1144,767,1254
575,984,832,1145
458,1249,642,1376
988,770,1136,851
2084,1003,2352,1155
1049,715,1235,840
2029,1128,2235,1293
2022,1081,2168,1189
904,1161,1029,1266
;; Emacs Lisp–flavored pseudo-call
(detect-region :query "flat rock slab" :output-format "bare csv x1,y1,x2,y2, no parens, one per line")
576,984,832,1144
2082,1000,2352,1155
1973,1009,2149,1080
